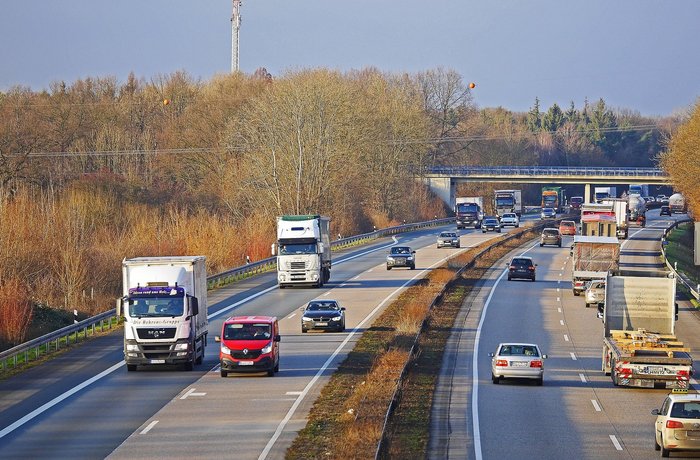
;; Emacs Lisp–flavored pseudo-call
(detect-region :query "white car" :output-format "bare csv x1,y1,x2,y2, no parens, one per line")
652,393,700,456
499,213,519,228
489,342,547,385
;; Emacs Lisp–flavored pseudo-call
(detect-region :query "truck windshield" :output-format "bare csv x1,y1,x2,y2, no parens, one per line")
456,203,478,213
128,297,184,317
279,243,316,255
496,197,514,206
543,196,557,206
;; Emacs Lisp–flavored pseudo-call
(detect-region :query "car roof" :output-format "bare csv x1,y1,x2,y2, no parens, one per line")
560,220,575,225
667,393,700,402
225,315,277,324
497,342,540,348
510,256,533,261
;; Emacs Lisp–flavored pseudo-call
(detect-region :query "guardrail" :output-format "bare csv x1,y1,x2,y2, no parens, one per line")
1,217,455,373
661,218,700,301
374,219,555,458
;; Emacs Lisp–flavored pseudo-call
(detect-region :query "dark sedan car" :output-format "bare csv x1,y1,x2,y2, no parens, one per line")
660,205,671,216
482,218,502,233
386,246,416,270
300,300,346,332
507,257,537,281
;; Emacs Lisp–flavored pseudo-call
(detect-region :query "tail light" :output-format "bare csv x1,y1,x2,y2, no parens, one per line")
667,420,684,429
509,266,515,271
530,360,543,368
677,370,690,377
495,359,508,367
528,266,535,271
620,368,632,375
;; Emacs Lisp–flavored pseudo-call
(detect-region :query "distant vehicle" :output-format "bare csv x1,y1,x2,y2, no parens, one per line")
559,220,577,236
585,279,606,310
628,184,649,198
507,256,537,281
437,231,460,248
494,189,522,217
660,205,672,216
300,300,346,333
455,197,484,229
274,215,331,288
540,207,556,219
489,342,547,385
540,228,562,247
594,186,617,203
215,316,280,377
628,194,647,222
499,212,519,228
386,246,415,270
482,218,501,233
541,186,566,213
569,196,584,212
657,195,669,205
652,393,700,457
571,236,620,296
669,193,687,213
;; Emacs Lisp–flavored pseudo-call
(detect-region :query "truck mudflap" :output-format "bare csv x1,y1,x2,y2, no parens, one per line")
612,361,692,389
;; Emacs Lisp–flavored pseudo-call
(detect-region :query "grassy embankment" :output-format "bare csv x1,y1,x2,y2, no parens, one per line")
664,221,700,306
287,223,546,459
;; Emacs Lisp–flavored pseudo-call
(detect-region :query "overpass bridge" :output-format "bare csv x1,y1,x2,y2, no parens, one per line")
422,165,671,208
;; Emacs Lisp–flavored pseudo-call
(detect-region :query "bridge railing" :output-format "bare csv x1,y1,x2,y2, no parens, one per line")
0,217,455,373
422,165,666,177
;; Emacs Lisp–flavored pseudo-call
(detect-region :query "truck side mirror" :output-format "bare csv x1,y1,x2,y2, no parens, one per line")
274,335,281,342
271,243,277,256
190,297,199,316
215,336,221,342
318,242,325,253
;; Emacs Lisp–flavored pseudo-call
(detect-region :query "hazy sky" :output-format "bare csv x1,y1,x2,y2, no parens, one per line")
2,1,699,116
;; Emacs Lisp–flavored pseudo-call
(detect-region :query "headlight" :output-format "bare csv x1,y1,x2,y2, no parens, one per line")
126,344,139,351
302,316,313,322
221,344,231,354
407,256,414,261
331,315,342,322
174,342,189,351
387,257,395,262
261,342,273,354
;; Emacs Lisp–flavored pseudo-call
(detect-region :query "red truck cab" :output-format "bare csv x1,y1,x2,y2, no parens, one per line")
215,316,280,377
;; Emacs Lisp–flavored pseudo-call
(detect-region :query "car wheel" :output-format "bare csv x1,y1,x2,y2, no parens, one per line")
482,230,486,233
491,373,500,384
536,377,543,386
184,361,194,371
539,243,543,247
516,224,519,228
267,368,275,377
558,243,562,247
573,290,580,296
654,435,661,451
302,328,307,333
410,264,415,270
127,364,137,372
661,436,670,457
585,303,590,308
456,244,460,248
387,266,391,270
274,361,279,372
497,229,501,233
531,277,536,282
220,369,228,378
508,276,512,281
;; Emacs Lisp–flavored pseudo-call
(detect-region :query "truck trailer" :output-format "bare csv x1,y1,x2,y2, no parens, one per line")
118,256,208,372
571,236,620,296
602,198,629,239
455,197,484,229
601,271,690,389
274,215,332,288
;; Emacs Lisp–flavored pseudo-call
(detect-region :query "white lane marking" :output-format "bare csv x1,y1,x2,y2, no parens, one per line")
559,273,562,277
180,388,206,399
322,292,331,297
560,320,565,326
557,297,560,302
591,400,602,412
352,275,361,280
140,421,158,434
0,361,124,439
252,398,297,402
471,241,539,460
287,313,296,319
557,308,562,313
579,373,587,383
367,269,373,272
557,288,560,292
564,335,569,342
557,280,561,284
285,391,303,396
610,435,623,451
259,249,459,460
570,352,577,361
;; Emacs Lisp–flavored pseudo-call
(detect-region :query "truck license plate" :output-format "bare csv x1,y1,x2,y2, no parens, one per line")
239,361,254,366
150,359,165,364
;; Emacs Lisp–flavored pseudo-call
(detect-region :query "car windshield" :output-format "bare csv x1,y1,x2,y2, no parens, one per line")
543,208,554,212
511,258,532,266
503,214,515,219
128,297,184,317
391,247,411,255
543,229,559,235
561,222,574,227
440,233,456,238
306,301,340,311
671,402,700,419
223,323,272,341
499,345,539,357
485,219,498,224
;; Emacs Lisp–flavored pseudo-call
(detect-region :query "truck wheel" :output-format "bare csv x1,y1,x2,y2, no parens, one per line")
573,290,580,296
279,284,286,289
127,364,137,372
220,369,228,378
184,361,194,371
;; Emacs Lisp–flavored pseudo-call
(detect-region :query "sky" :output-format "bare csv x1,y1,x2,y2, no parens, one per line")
1,0,699,116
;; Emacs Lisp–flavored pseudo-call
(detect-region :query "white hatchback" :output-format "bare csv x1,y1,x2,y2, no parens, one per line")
499,213,520,228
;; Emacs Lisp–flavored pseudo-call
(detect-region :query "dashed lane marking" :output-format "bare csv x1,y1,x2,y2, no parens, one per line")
610,435,623,451
591,400,602,412
140,421,158,434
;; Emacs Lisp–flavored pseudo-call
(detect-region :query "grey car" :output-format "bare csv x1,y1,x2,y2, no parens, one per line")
541,207,556,219
585,279,605,309
490,343,547,385
482,218,501,233
386,246,415,270
437,231,460,248
540,228,562,247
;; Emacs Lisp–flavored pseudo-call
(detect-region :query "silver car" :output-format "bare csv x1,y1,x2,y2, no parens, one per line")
585,280,605,309
652,393,700,457
541,207,556,219
489,343,547,385
436,231,460,248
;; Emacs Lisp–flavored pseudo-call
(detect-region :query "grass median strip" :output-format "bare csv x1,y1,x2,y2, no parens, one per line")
286,224,545,459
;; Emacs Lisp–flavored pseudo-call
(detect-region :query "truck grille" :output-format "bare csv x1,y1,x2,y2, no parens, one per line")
290,261,306,270
136,328,177,339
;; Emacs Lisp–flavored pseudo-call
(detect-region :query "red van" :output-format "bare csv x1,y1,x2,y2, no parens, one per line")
215,316,280,377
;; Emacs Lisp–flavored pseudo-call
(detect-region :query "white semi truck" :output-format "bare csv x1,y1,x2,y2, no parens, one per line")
594,186,617,202
273,215,331,288
494,190,522,218
117,256,208,372
602,271,690,389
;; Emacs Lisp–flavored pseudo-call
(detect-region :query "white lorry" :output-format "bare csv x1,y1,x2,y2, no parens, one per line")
669,193,687,214
594,187,617,202
571,236,620,296
118,256,208,372
628,184,649,198
602,199,629,239
494,190,522,218
602,271,690,389
455,197,484,229
273,215,331,288
628,194,647,222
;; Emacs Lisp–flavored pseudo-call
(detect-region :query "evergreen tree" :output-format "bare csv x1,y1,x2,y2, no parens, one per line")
542,103,565,132
564,101,579,125
526,97,541,132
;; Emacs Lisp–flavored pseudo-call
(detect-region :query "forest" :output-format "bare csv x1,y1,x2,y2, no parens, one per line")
0,67,682,348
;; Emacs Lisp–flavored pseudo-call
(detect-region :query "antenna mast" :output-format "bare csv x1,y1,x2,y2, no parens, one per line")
231,0,242,72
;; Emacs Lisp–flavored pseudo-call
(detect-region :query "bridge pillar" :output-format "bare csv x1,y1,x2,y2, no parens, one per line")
423,176,455,210
584,183,591,204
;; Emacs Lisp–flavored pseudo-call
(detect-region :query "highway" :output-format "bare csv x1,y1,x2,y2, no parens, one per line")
0,220,526,459
430,209,698,459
